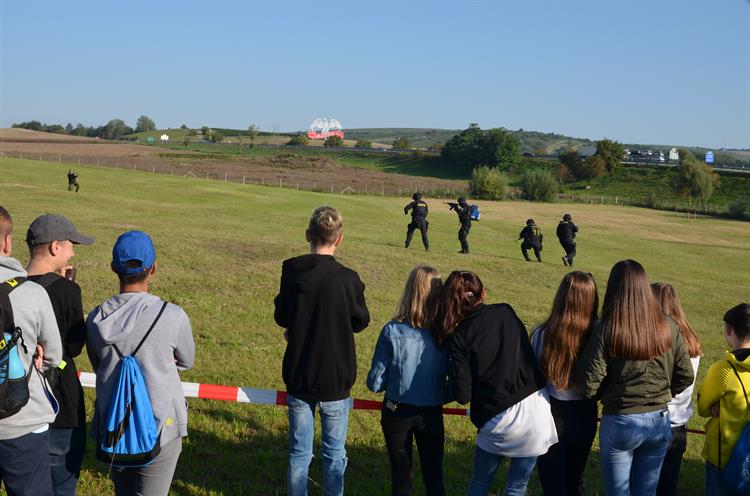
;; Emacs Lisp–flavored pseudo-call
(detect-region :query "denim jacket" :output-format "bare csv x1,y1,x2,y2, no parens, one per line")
366,320,449,406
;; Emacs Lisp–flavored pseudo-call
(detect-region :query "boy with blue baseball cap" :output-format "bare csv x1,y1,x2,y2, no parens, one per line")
86,230,195,496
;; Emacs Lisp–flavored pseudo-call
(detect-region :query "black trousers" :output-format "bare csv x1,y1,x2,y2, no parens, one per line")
521,241,542,261
380,402,445,496
405,219,429,250
561,242,576,265
458,224,471,253
656,424,687,496
537,397,597,496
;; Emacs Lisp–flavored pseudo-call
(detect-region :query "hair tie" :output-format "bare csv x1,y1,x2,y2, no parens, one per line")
464,292,474,298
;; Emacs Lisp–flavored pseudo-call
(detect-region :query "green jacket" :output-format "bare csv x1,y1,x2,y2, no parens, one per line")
573,319,694,415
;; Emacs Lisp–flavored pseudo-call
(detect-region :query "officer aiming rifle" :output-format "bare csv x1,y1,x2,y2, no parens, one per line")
446,197,472,254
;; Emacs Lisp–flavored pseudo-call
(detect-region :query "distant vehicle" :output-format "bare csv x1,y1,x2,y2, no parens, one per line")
522,152,534,157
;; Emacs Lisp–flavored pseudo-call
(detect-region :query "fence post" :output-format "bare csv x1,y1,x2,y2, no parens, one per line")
279,177,282,187
225,172,228,182
153,166,156,174
206,171,209,180
382,184,384,196
59,155,61,162
296,181,299,190
243,175,245,184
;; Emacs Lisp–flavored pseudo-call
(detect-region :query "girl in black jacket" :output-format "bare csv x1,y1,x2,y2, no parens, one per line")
434,271,558,496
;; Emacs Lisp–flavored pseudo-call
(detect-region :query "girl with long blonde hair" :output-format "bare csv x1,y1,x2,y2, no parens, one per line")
366,265,447,495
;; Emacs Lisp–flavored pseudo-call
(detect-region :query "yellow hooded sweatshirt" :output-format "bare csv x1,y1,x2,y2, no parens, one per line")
698,350,750,468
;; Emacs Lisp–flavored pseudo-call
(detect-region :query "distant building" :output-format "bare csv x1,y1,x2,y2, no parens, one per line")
669,148,679,161
578,145,596,158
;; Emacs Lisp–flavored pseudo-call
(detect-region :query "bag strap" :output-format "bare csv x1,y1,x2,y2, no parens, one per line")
727,361,750,414
1,278,26,339
111,301,168,359
34,273,60,289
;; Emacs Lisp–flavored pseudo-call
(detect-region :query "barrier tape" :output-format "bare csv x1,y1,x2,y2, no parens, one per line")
77,372,706,434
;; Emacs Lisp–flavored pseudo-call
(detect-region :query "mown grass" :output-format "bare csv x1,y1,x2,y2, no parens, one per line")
1,157,749,495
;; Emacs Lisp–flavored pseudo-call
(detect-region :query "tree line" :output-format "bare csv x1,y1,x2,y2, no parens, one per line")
12,115,158,140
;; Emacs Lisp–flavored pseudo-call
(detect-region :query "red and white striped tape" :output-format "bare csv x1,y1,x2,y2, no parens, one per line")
77,372,705,434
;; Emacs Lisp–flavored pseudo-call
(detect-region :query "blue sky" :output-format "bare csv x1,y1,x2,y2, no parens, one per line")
1,0,748,148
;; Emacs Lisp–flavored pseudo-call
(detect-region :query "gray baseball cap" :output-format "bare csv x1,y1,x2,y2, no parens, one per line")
26,214,95,246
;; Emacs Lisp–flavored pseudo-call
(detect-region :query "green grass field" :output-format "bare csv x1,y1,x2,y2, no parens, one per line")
1,157,749,495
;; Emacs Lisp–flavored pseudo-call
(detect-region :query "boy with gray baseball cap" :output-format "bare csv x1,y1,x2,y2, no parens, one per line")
26,213,94,496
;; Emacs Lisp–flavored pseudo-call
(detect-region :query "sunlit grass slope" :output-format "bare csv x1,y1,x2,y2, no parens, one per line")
1,157,748,495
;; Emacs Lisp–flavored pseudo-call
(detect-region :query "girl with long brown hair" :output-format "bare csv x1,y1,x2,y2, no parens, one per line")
366,265,447,495
573,260,694,496
436,271,557,496
651,282,702,496
531,271,599,495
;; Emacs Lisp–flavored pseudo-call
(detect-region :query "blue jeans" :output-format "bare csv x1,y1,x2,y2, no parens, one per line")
599,410,671,496
287,394,351,496
0,430,53,496
466,446,537,496
49,426,86,496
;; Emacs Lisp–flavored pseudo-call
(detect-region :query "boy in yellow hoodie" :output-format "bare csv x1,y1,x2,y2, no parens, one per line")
698,303,750,496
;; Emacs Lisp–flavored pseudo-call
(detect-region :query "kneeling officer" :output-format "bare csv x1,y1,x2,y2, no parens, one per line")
404,192,429,251
519,219,543,262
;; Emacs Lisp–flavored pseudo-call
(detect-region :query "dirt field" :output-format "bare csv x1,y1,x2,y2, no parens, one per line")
0,129,466,196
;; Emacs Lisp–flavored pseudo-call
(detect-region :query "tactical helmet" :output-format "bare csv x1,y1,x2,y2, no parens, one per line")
458,197,467,205
526,219,535,226
412,192,421,200
563,213,572,221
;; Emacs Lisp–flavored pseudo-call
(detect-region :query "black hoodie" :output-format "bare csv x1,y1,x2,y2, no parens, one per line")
274,254,370,402
449,303,546,429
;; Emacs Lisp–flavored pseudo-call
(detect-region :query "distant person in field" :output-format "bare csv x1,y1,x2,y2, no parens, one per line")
86,231,195,496
66,170,79,193
435,271,557,496
447,197,472,254
403,192,429,251
274,205,370,496
573,260,694,496
0,205,63,496
651,282,702,496
698,303,750,496
367,265,447,496
531,271,599,496
556,213,578,266
518,219,543,262
25,214,95,496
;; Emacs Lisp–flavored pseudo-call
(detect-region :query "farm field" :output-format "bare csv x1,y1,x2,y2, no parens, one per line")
1,157,750,495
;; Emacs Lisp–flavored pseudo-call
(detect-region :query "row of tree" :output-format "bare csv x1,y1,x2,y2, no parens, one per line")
12,115,157,139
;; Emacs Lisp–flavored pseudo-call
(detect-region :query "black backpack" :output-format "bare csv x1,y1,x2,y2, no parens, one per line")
0,277,32,419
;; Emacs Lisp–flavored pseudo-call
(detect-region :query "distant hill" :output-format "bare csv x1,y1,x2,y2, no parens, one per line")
343,128,593,154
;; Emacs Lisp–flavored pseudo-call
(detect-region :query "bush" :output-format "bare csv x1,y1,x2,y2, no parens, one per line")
392,137,412,149
555,163,575,183
581,155,607,179
521,168,558,202
469,166,508,200
355,139,372,149
324,135,344,147
287,135,310,146
728,197,749,218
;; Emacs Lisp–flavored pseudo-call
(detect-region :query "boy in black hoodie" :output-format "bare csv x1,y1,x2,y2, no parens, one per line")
274,205,370,496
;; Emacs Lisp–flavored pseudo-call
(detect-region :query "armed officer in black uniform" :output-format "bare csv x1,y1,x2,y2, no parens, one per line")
448,197,472,254
519,218,543,262
556,213,579,266
404,192,429,251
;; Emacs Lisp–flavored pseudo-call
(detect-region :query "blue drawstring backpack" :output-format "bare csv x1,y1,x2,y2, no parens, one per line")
0,278,32,419
721,361,750,493
469,204,480,221
97,301,167,468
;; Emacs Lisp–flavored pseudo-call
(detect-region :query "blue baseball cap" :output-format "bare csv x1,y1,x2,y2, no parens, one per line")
112,231,156,275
